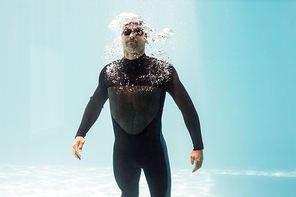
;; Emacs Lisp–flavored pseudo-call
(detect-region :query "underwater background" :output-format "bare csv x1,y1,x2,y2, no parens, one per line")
1,0,295,196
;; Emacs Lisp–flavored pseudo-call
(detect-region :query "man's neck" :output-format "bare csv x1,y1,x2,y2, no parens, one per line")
123,51,145,60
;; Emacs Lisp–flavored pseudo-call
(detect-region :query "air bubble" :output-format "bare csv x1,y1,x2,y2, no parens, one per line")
104,13,174,63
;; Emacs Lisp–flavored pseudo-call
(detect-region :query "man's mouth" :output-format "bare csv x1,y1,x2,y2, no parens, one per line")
127,41,137,46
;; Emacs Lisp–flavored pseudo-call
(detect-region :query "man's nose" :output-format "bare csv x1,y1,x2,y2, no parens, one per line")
129,32,135,39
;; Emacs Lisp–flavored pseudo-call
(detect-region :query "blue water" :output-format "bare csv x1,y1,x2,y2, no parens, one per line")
1,0,296,196
1,165,295,197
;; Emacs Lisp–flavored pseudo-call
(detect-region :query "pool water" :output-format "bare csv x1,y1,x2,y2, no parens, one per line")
1,165,295,197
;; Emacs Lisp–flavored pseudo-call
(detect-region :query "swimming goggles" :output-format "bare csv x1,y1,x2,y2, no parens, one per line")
122,28,144,36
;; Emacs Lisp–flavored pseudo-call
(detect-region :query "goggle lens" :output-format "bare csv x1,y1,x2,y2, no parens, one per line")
122,28,144,36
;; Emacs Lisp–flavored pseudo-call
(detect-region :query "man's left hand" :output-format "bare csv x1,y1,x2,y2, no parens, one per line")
190,149,203,173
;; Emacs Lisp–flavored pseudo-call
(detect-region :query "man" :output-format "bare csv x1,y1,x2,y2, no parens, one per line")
72,19,204,197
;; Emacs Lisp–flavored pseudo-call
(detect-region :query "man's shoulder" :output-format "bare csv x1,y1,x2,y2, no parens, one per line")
101,58,124,72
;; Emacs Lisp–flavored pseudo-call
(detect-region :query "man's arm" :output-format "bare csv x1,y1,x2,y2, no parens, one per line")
72,71,108,160
166,67,204,172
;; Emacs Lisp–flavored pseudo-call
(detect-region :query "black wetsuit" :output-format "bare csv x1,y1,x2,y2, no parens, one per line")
76,54,203,197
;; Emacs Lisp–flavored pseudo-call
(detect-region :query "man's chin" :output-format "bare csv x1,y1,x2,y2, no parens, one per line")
127,48,138,53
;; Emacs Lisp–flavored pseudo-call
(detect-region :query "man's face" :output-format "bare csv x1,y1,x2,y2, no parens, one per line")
121,24,146,55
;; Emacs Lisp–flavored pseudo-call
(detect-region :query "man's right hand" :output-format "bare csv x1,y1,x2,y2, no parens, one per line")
72,136,85,160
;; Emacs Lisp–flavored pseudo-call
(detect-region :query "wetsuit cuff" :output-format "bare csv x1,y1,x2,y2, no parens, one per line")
75,130,87,138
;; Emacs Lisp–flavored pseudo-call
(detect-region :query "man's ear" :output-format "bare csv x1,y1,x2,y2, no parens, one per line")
144,33,148,43
141,36,148,44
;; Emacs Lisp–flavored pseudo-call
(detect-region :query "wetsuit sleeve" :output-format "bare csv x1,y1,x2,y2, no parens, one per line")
75,69,108,138
166,67,204,150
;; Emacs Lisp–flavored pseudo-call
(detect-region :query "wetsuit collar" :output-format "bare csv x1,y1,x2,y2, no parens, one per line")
123,54,146,62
